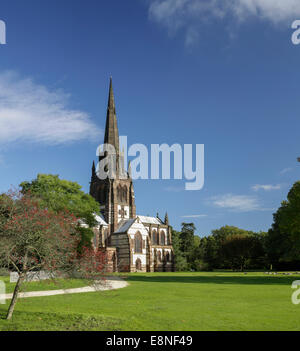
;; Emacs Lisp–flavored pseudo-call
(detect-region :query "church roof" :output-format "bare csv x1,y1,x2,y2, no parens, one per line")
94,213,108,226
115,218,137,233
137,215,162,225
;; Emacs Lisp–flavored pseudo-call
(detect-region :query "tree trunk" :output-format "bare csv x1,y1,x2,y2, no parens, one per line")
6,274,25,320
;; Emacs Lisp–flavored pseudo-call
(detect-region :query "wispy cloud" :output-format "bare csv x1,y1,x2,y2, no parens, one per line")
210,193,273,212
181,214,207,218
0,71,101,146
280,167,293,175
252,184,281,191
148,0,300,45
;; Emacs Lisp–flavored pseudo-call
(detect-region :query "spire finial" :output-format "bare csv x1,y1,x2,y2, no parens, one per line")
128,160,132,178
164,212,169,225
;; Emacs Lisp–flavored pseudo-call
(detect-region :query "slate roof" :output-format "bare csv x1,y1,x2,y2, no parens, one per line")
115,218,136,233
94,213,108,226
137,215,162,225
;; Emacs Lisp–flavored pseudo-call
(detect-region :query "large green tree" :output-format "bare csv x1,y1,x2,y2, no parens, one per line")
266,181,300,267
211,225,251,243
20,174,99,227
180,223,196,256
200,236,219,270
171,229,188,271
221,234,262,271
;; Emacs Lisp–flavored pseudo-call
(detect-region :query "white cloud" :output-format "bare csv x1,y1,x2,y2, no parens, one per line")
181,214,207,218
280,167,293,175
210,193,272,212
252,184,281,191
0,71,101,145
148,0,300,45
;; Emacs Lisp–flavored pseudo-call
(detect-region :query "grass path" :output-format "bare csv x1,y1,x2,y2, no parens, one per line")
1,277,128,299
0,276,90,294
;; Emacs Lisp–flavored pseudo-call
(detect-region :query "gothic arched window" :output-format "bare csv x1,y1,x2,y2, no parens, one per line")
117,185,122,202
166,252,170,262
160,231,165,246
122,185,127,202
152,230,157,245
135,231,143,253
117,184,128,203
158,250,162,262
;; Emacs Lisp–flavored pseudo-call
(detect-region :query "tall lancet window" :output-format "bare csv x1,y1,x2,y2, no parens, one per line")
160,231,166,246
135,232,143,253
152,230,157,245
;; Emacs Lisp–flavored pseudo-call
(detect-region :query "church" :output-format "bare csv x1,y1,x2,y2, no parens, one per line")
89,78,174,272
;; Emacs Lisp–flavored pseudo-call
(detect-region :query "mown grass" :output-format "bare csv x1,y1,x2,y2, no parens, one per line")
0,276,90,294
0,272,300,331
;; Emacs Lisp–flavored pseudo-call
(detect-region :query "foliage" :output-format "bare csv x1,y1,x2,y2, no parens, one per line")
221,234,258,271
173,223,267,271
0,190,106,319
180,223,196,256
20,174,99,227
77,227,95,253
0,190,80,275
266,181,300,268
171,229,188,271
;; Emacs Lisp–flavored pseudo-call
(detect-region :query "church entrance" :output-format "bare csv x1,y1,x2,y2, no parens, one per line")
135,258,142,271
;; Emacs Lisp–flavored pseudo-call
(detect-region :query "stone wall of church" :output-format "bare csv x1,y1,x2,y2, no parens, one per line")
110,232,131,272
127,220,151,272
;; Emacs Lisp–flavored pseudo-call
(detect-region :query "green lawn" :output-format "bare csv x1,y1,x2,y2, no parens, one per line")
0,272,300,331
0,276,90,294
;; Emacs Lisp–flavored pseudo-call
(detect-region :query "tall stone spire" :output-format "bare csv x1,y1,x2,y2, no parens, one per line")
128,160,132,178
104,77,119,154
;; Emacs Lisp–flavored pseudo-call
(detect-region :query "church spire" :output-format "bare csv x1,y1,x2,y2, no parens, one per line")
104,77,119,154
91,160,96,181
128,160,132,178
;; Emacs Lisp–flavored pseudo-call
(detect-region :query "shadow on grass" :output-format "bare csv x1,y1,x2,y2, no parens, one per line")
125,274,298,286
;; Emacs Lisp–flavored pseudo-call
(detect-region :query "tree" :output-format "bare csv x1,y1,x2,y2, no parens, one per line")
201,236,218,270
266,181,300,268
171,229,188,271
0,190,82,319
0,190,107,319
211,225,250,243
221,234,256,271
211,226,254,268
20,174,99,227
180,223,196,256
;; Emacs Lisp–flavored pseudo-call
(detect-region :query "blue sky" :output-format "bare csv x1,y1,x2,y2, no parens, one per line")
0,0,300,236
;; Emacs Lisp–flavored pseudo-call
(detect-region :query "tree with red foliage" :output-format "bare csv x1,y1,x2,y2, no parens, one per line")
0,190,106,320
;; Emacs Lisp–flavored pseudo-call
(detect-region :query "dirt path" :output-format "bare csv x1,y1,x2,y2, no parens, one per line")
1,276,128,300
